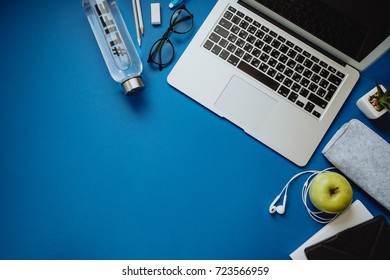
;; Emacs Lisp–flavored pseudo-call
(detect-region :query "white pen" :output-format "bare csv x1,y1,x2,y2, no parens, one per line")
135,0,144,35
131,0,142,46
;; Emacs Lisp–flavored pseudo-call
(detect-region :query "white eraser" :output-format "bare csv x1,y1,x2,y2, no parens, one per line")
151,3,161,25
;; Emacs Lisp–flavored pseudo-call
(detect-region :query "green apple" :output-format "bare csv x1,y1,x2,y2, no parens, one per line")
309,172,353,213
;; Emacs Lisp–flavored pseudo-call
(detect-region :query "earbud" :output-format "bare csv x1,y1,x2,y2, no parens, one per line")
275,205,285,214
269,192,287,215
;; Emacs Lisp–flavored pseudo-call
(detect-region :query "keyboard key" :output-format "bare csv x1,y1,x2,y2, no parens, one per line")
317,87,327,97
303,69,313,79
308,93,328,109
286,41,294,48
320,61,328,68
291,83,301,92
304,102,315,113
239,20,249,30
311,56,319,63
319,68,330,79
246,35,256,44
328,66,337,73
308,83,318,93
278,85,290,97
270,49,280,59
268,58,277,67
236,11,244,18
279,44,289,54
267,68,277,77
284,68,294,77
287,49,297,59
271,39,281,49
311,74,321,83
251,58,260,67
300,77,310,87
277,35,286,43
303,59,313,68
275,73,285,82
214,26,229,38
294,45,303,53
244,43,253,52
319,79,329,89
325,84,337,101
254,39,264,49
247,25,257,34
288,92,298,102
238,61,279,90
278,54,288,63
299,88,309,97
264,35,273,43
224,10,234,20
255,30,265,39
234,48,245,58
312,111,321,118
227,34,237,43
283,78,293,87
211,45,222,55
227,54,240,66
219,18,233,30
261,25,269,33
203,40,214,50
296,54,305,63
336,71,345,79
219,50,230,60
295,64,304,73
209,32,221,43
329,73,342,86
228,6,236,13
292,73,301,82
238,30,248,39
287,59,296,69
236,38,245,48
231,15,241,25
260,53,269,62
227,43,237,52
311,64,321,73
243,53,252,63
259,62,269,72
244,16,253,23
218,38,229,48
231,25,240,34
252,48,261,57
276,63,285,72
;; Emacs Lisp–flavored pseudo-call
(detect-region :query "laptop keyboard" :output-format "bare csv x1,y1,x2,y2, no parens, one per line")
202,6,346,119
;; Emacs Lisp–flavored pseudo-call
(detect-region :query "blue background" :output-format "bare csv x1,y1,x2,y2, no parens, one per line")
1,0,389,259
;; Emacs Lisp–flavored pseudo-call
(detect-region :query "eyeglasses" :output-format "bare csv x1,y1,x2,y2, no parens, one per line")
147,5,194,71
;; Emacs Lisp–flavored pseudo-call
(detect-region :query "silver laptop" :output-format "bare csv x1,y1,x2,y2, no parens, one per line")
168,0,390,166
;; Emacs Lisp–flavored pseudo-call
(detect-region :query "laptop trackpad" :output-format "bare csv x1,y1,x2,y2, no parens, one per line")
215,76,277,133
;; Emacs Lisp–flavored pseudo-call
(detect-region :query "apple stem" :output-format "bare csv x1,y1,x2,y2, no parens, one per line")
330,187,339,195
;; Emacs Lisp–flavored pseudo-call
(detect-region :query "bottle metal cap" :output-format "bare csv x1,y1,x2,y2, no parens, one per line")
122,77,144,95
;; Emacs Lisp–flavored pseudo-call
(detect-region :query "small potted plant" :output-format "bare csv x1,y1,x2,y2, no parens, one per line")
356,83,390,119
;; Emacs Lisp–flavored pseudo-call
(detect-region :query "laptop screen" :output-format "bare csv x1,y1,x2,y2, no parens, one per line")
253,0,390,62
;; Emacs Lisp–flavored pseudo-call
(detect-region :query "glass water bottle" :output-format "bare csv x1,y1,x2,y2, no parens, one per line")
82,0,144,95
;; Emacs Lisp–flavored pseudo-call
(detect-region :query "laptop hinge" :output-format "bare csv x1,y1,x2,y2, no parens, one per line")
238,0,347,67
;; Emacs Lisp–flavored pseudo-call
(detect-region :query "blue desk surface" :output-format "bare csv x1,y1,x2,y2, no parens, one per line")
1,0,389,260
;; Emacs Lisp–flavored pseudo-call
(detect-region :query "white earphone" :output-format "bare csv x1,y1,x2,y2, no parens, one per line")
269,167,346,223
269,192,287,214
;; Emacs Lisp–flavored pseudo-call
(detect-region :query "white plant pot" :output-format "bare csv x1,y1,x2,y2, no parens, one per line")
356,85,388,119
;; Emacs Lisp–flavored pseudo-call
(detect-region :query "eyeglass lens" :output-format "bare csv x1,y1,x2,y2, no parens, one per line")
148,6,193,70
